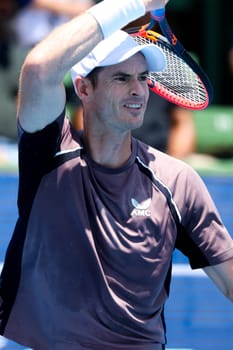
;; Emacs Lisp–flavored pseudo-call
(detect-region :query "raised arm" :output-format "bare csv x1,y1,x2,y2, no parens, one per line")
17,11,101,132
17,0,169,133
32,0,95,18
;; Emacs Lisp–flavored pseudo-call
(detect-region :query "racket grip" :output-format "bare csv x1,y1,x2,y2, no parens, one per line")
150,8,165,21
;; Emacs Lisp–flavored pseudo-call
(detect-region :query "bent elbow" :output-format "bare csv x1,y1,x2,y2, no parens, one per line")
21,50,58,86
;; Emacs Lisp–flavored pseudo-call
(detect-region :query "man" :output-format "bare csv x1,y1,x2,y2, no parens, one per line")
0,0,233,349
65,16,196,160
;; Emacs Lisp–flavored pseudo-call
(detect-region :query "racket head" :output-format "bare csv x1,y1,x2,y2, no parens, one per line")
130,29,211,110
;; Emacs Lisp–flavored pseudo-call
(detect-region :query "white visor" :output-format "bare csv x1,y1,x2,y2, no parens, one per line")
71,30,166,87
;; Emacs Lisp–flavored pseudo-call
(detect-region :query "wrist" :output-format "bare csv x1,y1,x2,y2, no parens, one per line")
87,0,145,38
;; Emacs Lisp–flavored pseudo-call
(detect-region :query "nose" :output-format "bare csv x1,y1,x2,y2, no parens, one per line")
129,78,147,96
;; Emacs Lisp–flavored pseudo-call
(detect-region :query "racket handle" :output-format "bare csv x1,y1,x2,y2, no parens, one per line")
150,8,165,21
151,7,185,54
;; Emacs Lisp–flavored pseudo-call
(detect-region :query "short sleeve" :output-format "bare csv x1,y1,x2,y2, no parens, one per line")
175,166,233,269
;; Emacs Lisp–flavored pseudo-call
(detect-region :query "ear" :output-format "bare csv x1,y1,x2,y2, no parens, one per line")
74,76,92,99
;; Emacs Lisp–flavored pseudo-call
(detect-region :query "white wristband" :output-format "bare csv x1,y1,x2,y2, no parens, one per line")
88,0,146,38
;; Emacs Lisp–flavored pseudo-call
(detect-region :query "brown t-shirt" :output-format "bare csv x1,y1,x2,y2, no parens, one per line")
1,112,233,350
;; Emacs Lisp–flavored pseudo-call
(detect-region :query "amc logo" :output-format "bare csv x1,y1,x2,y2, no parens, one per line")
131,198,151,217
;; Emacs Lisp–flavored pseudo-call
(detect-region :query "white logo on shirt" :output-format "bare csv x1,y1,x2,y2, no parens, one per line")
131,198,151,217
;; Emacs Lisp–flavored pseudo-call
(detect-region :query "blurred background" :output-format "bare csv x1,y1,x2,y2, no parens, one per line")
167,0,233,106
0,0,233,349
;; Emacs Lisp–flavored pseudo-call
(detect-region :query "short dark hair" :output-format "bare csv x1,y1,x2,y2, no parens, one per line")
86,67,104,88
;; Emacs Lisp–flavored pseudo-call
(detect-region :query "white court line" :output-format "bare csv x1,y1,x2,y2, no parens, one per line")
0,336,7,348
172,264,206,278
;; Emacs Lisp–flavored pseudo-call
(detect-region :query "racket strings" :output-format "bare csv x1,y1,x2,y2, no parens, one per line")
133,34,208,109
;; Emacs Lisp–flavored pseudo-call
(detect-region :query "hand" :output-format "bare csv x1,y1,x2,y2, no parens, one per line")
143,0,169,12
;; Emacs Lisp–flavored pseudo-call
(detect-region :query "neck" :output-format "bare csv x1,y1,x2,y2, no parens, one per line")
84,128,132,168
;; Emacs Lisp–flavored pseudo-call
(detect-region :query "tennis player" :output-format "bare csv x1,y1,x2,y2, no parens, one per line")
0,0,233,349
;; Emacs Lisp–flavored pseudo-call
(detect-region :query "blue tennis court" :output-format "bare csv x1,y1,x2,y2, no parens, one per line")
0,173,233,350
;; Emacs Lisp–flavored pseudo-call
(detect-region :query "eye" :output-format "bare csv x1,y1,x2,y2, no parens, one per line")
138,74,148,82
114,75,129,82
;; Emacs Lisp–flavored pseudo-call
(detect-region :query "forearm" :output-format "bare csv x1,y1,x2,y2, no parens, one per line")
204,259,233,303
22,0,171,85
22,0,148,86
17,11,100,132
32,0,94,18
18,0,169,132
24,12,101,85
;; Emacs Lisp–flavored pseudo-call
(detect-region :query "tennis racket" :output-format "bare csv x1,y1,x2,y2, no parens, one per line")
126,8,214,110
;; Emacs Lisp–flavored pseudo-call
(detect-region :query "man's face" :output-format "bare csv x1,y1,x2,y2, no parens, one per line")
84,52,150,133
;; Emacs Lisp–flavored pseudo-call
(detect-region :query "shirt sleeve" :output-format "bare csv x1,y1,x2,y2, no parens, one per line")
17,110,66,215
175,165,233,269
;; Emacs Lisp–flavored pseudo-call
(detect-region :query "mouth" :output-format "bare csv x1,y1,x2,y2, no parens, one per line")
124,103,143,110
